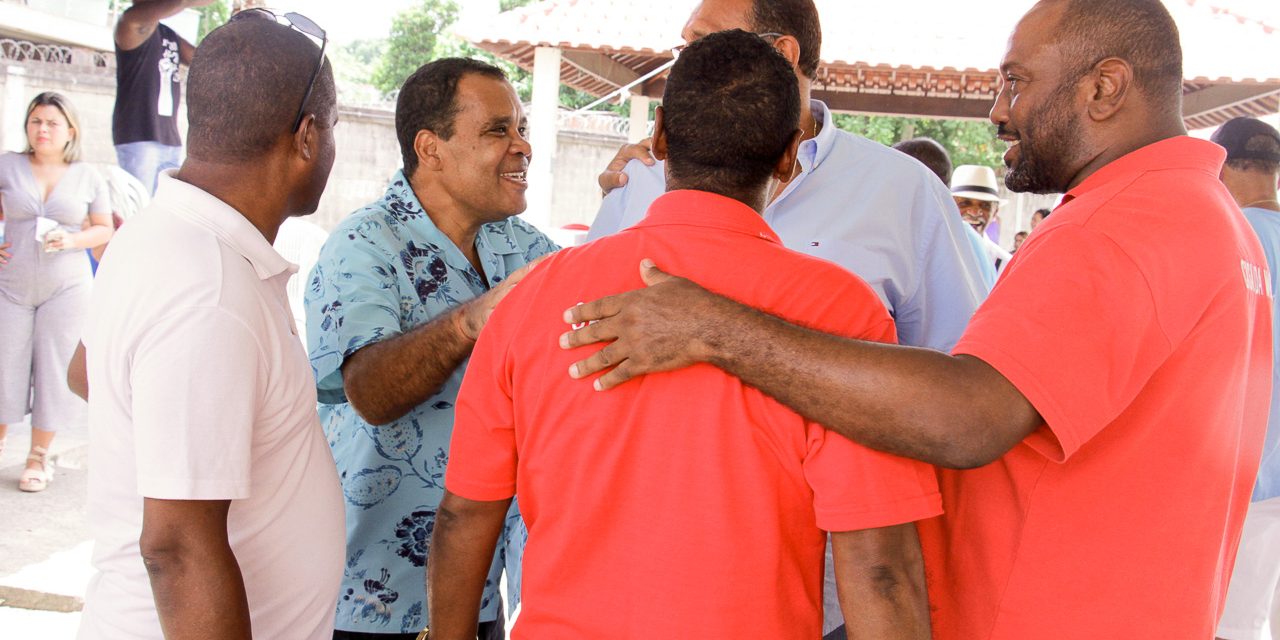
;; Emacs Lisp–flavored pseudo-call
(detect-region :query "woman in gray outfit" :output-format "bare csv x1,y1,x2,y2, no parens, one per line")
0,92,111,492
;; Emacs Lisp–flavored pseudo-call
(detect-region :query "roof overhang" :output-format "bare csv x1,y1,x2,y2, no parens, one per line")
460,0,1280,127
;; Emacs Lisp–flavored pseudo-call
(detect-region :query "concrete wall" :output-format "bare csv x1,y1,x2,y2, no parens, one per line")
0,61,131,164
0,58,620,236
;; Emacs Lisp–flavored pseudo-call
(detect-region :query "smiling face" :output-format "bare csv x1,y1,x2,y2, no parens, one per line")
954,196,998,233
990,2,1090,194
435,74,531,222
26,104,73,159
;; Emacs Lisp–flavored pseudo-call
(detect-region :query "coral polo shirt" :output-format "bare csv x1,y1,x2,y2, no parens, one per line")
924,137,1273,639
448,190,941,639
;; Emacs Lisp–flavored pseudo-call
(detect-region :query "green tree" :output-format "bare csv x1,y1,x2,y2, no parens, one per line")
194,0,230,44
832,113,1002,169
371,0,461,95
372,0,623,112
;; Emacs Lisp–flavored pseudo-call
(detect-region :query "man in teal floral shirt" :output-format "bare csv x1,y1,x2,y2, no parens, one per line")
304,58,556,639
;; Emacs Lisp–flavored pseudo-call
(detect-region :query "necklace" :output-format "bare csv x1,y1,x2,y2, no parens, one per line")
1242,198,1280,209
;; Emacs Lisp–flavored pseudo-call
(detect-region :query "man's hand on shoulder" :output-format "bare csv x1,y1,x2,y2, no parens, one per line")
560,259,733,389
598,139,656,194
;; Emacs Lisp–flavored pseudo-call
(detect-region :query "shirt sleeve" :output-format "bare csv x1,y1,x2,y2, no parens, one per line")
805,425,942,532
585,159,664,242
445,289,521,501
304,229,404,404
896,175,990,351
88,168,111,215
798,266,942,531
953,223,1172,462
130,307,264,500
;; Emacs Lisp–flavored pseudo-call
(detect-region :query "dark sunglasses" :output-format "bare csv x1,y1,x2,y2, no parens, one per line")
232,8,327,132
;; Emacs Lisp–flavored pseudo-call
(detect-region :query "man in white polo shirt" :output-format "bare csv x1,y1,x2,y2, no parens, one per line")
72,12,343,640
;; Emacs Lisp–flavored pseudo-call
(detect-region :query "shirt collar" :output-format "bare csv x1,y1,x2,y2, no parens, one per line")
154,171,296,281
798,99,839,173
1060,136,1226,207
635,189,779,244
384,170,522,284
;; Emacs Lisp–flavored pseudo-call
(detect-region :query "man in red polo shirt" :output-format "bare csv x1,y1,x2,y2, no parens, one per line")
559,1,1273,638
426,30,940,640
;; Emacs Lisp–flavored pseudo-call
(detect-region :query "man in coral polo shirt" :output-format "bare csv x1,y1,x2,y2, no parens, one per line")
426,31,940,640
560,1,1273,638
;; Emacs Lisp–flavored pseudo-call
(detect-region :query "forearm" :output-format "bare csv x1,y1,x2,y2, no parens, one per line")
831,524,930,640
67,341,88,401
145,545,251,639
74,223,112,250
704,300,1035,468
141,498,251,640
342,304,475,425
426,492,510,640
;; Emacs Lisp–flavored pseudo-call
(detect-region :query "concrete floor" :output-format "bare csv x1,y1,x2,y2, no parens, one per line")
0,418,91,639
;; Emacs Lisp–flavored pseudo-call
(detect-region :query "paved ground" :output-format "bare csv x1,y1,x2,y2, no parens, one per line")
0,418,91,638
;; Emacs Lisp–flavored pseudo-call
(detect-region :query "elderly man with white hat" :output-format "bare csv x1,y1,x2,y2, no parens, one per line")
951,164,1012,276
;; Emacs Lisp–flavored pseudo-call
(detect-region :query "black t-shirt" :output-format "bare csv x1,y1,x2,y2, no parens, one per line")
112,24,183,146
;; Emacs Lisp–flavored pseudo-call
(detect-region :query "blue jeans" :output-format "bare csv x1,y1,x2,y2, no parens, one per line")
114,141,182,196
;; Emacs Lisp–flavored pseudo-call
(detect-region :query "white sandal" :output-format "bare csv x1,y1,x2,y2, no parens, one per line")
18,445,53,492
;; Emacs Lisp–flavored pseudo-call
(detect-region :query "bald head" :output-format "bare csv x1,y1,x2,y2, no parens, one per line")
186,16,336,162
1042,0,1183,112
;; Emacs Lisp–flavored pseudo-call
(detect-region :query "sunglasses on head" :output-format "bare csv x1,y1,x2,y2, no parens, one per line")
231,8,327,132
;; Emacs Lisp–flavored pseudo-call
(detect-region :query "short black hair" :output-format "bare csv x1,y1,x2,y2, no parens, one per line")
1226,134,1280,175
662,29,800,198
396,58,507,176
186,17,335,162
1034,208,1051,218
749,0,822,80
1049,0,1183,109
893,137,952,184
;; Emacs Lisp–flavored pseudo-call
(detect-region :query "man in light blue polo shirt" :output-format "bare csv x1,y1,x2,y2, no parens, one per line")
305,59,555,638
590,0,988,354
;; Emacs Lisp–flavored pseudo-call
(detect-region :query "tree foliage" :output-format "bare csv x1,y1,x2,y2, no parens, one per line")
371,0,461,96
831,113,1003,170
194,0,230,44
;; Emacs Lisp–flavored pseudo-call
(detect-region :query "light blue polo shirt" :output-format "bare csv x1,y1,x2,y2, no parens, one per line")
305,172,557,633
588,100,990,351
1244,206,1280,502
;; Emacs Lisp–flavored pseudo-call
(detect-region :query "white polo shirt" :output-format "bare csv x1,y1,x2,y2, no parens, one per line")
78,173,344,640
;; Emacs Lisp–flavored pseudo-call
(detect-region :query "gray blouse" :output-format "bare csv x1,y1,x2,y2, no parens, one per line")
0,151,109,297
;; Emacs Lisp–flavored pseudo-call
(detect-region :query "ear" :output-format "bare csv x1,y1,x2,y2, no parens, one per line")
771,35,802,72
414,129,442,171
651,106,669,162
294,114,316,161
1085,57,1132,122
771,128,803,182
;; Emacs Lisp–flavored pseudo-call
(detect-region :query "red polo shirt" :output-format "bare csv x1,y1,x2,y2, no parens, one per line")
924,136,1273,639
448,190,941,639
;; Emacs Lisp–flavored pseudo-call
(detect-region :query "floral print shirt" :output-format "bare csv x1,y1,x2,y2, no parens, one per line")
305,172,557,633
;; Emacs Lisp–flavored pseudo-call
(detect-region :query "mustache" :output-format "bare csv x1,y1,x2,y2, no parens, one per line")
997,124,1018,139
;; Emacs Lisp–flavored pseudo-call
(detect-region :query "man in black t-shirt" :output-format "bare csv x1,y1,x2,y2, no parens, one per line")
113,0,216,195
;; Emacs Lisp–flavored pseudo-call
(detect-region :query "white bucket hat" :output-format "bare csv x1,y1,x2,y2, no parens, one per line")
950,165,1006,205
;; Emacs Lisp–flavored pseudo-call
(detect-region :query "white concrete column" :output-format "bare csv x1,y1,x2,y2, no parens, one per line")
627,94,651,143
526,46,561,231
2,66,27,153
